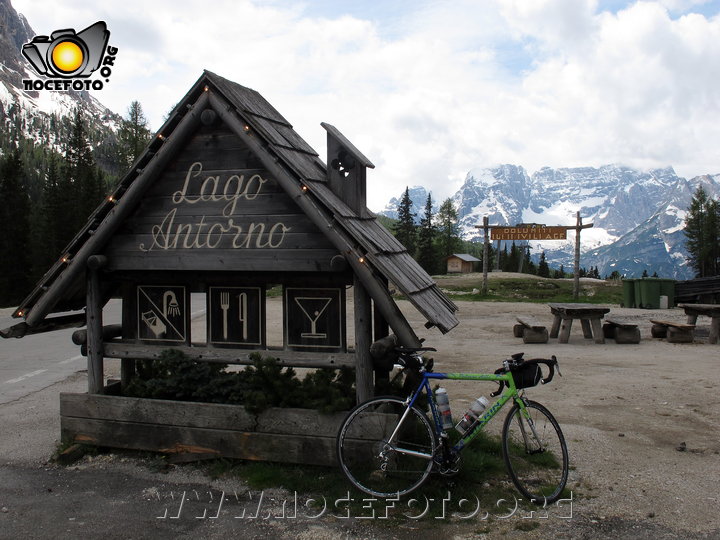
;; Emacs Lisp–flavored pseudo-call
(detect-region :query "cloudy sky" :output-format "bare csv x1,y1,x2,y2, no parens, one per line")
12,0,720,210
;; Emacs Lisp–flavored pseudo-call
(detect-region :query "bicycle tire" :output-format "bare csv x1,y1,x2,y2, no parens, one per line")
502,399,569,504
336,396,436,498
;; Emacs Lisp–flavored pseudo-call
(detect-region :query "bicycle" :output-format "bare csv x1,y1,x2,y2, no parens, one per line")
336,348,569,504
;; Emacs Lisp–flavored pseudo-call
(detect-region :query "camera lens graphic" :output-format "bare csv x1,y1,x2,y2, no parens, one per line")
49,38,88,76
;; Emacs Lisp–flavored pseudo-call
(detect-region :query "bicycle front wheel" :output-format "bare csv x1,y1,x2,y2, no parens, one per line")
336,396,436,498
502,399,569,504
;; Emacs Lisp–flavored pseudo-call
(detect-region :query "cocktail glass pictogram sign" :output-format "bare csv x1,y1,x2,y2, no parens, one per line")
208,287,264,348
137,286,187,343
284,287,345,352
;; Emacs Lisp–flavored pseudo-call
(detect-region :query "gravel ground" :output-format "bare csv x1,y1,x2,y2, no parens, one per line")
1,295,719,539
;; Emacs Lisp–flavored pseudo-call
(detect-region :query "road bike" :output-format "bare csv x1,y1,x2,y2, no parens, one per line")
336,349,568,504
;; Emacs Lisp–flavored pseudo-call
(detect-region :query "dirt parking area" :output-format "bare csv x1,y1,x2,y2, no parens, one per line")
397,298,720,537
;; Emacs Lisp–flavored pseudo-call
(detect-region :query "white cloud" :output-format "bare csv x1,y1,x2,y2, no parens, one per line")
10,0,720,211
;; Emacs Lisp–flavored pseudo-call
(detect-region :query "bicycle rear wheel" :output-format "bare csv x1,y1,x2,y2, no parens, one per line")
336,396,436,498
502,399,569,504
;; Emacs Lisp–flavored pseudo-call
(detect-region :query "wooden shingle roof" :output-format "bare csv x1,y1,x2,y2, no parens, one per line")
9,71,458,336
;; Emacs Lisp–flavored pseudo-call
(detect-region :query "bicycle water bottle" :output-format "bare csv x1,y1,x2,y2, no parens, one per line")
455,396,489,435
435,388,453,430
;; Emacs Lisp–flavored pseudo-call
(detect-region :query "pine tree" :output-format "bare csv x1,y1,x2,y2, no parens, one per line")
684,186,720,277
393,187,417,254
416,193,437,274
61,110,105,243
435,198,461,259
33,153,63,272
118,101,152,169
538,251,550,277
0,150,31,306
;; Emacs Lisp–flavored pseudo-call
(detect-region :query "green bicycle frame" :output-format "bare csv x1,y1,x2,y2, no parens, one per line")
408,370,527,453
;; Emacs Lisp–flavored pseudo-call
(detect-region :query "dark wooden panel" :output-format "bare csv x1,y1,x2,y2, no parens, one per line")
119,213,326,234
60,393,256,431
144,169,285,198
125,192,302,218
284,287,346,353
107,231,334,253
104,249,342,272
101,341,356,368
60,416,338,466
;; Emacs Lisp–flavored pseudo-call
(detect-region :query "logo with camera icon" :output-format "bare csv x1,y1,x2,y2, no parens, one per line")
21,21,118,92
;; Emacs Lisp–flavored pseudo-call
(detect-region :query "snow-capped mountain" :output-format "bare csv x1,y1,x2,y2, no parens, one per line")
0,0,121,160
380,185,435,223
379,165,720,279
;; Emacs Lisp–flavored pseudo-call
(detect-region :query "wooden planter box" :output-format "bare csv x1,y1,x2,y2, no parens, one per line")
59,393,347,466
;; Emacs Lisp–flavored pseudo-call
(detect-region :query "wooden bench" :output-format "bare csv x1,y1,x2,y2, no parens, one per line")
602,318,641,344
649,320,695,343
514,316,549,344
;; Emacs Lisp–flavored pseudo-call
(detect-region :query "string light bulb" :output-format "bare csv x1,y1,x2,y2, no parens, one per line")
108,195,116,203
358,256,366,264
16,310,23,317
243,124,250,132
204,85,209,92
301,184,309,192
158,134,165,140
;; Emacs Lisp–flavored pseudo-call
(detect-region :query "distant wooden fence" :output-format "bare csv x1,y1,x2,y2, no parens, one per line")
675,276,720,304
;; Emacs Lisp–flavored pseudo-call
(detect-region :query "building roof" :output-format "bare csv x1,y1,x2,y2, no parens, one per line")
448,254,481,262
9,70,458,335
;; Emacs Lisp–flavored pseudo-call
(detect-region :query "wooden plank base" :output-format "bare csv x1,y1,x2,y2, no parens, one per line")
60,393,347,466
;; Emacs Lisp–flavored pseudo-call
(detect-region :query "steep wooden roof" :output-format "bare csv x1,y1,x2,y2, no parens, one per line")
10,71,459,336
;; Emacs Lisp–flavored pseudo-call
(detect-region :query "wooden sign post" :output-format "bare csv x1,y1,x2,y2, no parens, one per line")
476,212,593,299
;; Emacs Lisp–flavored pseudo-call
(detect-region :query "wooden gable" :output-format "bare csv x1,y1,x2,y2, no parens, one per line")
8,70,458,343
104,121,339,273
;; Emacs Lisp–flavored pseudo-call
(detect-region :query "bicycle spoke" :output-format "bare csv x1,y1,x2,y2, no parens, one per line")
337,397,436,498
502,400,569,504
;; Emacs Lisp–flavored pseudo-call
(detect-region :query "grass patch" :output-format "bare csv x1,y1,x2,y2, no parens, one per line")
440,276,622,304
192,429,570,522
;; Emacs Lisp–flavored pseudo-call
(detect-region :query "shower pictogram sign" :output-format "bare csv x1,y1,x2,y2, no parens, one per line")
284,287,345,352
137,285,187,342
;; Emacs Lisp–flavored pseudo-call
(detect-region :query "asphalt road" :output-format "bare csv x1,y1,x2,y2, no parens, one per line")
0,296,209,405
0,301,120,405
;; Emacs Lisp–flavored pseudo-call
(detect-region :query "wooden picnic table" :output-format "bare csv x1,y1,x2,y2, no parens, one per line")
677,304,720,344
548,303,611,344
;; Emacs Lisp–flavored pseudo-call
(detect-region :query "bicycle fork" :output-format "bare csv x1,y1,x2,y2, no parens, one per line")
515,399,544,454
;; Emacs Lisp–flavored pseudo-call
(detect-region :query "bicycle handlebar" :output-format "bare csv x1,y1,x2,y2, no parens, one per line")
491,354,561,397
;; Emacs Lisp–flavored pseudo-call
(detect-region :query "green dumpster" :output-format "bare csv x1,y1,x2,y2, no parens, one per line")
638,278,662,309
622,279,637,308
634,279,643,308
657,278,676,308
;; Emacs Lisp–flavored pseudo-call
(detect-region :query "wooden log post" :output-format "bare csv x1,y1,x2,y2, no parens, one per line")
574,212,581,300
354,277,373,403
482,216,489,295
86,265,104,394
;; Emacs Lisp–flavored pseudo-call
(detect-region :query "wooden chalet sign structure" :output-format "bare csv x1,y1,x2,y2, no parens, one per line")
2,71,458,464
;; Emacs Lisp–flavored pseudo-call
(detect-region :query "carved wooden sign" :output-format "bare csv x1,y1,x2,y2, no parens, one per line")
284,287,345,352
105,123,339,272
136,285,187,343
139,162,290,252
208,286,265,348
491,226,567,241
